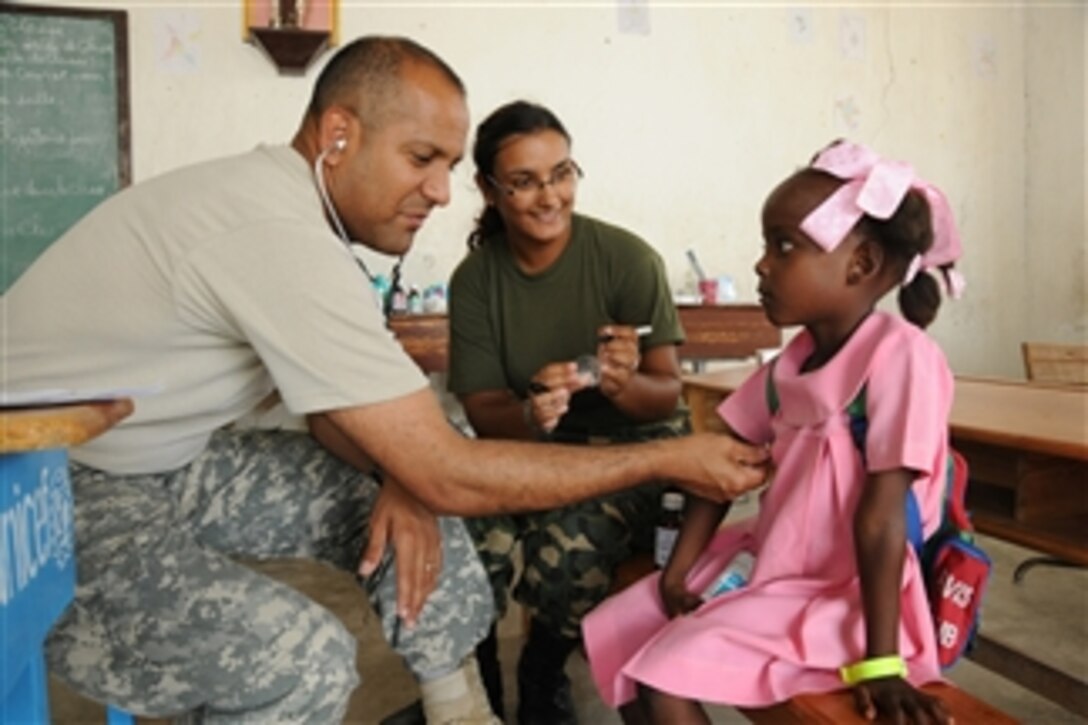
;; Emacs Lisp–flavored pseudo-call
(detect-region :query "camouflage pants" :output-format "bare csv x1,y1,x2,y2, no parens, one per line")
47,427,493,723
464,413,691,639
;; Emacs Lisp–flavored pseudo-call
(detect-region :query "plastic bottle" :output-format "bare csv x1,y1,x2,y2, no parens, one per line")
654,491,685,568
575,354,601,387
407,285,423,314
390,283,408,315
700,550,755,600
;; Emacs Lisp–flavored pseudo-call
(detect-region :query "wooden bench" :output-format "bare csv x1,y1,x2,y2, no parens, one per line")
739,683,1017,724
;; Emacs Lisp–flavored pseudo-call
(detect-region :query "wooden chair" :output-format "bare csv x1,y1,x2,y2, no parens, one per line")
1013,341,1088,582
1021,341,1088,386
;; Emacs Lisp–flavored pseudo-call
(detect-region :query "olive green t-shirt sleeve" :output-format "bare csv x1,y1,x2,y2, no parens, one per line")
603,232,685,350
448,252,509,395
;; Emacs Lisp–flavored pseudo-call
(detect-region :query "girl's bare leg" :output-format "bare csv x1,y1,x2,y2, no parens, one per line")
637,683,711,725
619,699,650,725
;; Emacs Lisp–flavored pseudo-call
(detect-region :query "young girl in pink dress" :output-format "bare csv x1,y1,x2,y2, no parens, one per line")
582,140,966,725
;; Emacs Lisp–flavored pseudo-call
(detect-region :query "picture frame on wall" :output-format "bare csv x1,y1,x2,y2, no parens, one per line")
243,0,338,40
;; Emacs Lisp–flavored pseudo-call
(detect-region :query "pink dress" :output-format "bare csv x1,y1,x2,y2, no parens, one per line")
583,312,953,707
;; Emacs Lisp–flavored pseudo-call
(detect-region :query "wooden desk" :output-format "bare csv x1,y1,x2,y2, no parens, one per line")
674,304,780,367
1,399,132,722
682,365,754,434
387,304,780,375
681,369,1088,715
1,399,134,452
388,313,449,374
950,377,1088,565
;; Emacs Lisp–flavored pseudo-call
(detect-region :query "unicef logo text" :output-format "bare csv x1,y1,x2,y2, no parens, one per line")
0,462,74,605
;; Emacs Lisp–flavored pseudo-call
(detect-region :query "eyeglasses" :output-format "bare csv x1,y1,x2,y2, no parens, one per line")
488,160,583,200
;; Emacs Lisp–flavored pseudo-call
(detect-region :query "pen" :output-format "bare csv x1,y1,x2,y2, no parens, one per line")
598,325,653,344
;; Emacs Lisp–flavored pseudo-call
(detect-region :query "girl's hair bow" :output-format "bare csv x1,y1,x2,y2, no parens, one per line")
800,141,965,299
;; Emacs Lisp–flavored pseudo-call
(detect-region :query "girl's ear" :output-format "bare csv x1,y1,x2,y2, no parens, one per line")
847,238,884,285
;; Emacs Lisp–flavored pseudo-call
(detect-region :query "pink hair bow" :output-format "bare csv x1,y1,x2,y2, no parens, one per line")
800,141,965,299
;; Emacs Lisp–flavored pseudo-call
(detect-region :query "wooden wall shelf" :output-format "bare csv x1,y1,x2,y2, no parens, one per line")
249,27,330,74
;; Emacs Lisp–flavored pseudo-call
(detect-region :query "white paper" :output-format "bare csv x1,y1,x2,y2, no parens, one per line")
0,385,163,407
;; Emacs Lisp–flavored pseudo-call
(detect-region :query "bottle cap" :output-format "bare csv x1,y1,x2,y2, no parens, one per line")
662,491,684,510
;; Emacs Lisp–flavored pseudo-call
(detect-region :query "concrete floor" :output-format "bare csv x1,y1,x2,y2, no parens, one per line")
47,481,1087,724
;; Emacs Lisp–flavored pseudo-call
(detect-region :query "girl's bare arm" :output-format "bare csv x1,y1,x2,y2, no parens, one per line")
853,468,950,724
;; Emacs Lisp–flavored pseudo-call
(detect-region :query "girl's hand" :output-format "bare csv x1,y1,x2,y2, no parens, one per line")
657,567,702,618
853,677,952,724
596,325,641,397
526,361,583,432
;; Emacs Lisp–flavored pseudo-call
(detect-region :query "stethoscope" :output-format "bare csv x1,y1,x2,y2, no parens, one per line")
312,137,401,318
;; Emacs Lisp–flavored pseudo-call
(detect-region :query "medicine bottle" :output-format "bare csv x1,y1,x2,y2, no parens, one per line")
407,285,423,314
390,283,408,315
654,491,685,568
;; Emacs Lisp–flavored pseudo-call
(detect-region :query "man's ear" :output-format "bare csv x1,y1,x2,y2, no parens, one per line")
847,237,884,285
319,106,355,158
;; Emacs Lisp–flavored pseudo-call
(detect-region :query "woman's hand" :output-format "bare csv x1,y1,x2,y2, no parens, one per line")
657,566,702,619
526,360,586,433
853,677,952,724
358,478,442,628
596,325,642,397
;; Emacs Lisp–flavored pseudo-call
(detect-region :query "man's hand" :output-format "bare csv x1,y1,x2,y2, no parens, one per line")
358,479,442,628
667,433,770,503
853,677,952,724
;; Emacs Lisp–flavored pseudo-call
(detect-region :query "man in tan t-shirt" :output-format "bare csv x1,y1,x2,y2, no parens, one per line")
3,36,768,724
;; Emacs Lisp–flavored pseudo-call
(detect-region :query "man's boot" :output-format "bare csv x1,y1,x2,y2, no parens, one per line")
516,618,579,725
421,654,501,725
476,624,505,719
379,652,500,725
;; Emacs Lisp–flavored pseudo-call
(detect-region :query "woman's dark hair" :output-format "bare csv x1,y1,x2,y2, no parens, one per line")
857,189,942,328
467,101,571,250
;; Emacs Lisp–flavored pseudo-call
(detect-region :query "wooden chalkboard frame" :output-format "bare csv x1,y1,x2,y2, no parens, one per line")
0,4,131,292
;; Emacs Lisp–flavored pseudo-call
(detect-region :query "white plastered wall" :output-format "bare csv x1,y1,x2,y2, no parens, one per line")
15,0,1086,377
1024,6,1087,349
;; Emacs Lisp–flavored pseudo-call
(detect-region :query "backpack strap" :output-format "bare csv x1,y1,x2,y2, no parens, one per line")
905,489,925,554
946,449,973,532
845,388,868,460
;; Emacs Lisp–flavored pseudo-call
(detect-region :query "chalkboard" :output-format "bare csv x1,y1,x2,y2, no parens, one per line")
0,5,130,293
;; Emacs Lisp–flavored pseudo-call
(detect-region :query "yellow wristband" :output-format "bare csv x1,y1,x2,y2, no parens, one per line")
839,655,908,685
